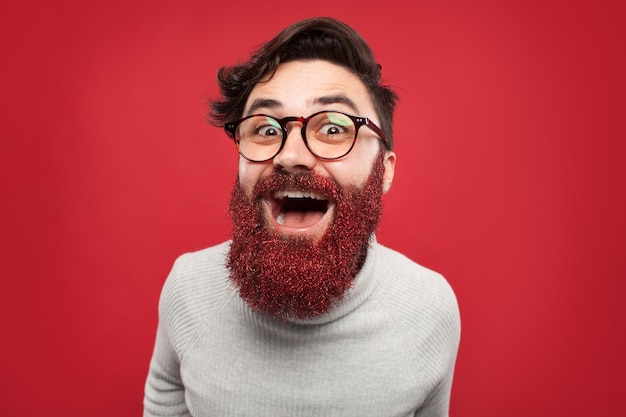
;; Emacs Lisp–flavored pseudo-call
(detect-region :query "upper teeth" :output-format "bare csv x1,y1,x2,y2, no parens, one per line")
273,190,327,200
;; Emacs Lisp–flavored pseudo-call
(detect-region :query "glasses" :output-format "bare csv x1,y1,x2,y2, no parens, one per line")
224,110,389,162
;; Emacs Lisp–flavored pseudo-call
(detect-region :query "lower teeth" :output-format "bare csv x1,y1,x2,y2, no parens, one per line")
276,212,285,225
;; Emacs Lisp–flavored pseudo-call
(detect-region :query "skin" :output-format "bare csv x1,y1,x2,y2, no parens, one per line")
238,59,396,240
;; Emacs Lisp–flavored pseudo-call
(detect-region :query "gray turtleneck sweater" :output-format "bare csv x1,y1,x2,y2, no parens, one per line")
144,239,460,417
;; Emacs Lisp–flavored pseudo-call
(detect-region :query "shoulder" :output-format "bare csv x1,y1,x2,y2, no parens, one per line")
168,241,231,276
374,242,456,301
158,241,235,353
162,241,231,301
372,242,461,344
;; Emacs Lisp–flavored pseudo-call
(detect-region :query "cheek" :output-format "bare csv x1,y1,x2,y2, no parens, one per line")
325,166,369,188
237,159,267,196
327,147,379,188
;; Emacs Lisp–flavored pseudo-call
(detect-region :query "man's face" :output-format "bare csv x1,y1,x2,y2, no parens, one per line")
237,60,396,241
227,59,396,320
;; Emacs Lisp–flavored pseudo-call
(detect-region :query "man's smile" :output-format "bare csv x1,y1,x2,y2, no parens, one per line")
263,189,336,234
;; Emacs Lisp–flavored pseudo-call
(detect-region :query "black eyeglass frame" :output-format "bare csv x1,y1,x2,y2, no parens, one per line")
224,110,390,162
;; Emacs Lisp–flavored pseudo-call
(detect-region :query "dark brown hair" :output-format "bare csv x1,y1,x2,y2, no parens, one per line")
208,17,398,149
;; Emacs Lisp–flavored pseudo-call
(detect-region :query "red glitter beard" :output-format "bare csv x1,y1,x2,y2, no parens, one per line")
227,152,385,320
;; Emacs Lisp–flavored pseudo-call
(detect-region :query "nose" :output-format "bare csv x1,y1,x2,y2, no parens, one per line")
272,125,317,172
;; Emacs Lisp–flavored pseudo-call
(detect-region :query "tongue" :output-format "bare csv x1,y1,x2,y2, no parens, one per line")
279,210,325,228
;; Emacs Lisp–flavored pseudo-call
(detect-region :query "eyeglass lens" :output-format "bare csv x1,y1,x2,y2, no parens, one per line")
236,112,357,161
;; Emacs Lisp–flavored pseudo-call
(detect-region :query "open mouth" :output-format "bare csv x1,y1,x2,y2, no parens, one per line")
269,190,332,229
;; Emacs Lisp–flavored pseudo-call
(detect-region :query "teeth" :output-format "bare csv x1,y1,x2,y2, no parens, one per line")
276,212,285,225
273,190,327,200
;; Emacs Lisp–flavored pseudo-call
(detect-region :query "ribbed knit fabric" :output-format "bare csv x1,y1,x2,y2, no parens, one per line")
144,239,461,417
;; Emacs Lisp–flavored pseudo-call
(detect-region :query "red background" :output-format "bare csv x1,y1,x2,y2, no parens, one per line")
1,0,624,416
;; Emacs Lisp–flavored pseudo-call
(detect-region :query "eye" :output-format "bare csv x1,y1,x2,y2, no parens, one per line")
256,125,281,136
239,115,282,139
249,116,282,138
319,124,345,135
311,113,354,142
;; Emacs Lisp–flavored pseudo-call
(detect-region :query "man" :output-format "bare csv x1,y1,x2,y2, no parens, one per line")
144,17,460,417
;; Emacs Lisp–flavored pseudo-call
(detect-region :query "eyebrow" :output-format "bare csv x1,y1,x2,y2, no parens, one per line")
246,98,282,116
314,95,360,114
245,94,361,117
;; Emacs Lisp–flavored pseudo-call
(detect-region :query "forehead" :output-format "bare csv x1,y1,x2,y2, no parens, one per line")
244,60,375,117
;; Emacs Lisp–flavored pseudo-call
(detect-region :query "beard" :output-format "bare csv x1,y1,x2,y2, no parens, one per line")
227,152,385,320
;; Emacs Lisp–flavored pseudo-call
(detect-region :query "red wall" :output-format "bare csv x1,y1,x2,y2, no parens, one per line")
1,1,624,416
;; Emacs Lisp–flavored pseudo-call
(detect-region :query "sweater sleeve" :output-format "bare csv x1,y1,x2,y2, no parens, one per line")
143,321,191,417
413,354,456,417
413,277,460,417
414,279,461,417
143,243,232,416
143,254,194,417
143,253,197,417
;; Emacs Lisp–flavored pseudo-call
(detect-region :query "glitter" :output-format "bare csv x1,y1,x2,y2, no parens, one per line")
227,153,386,320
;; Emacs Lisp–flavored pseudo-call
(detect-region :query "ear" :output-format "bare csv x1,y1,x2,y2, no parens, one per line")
382,150,396,193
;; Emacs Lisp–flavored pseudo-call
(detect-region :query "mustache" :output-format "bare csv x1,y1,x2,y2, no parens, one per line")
253,170,342,201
